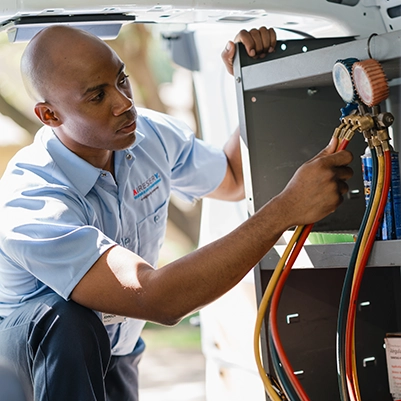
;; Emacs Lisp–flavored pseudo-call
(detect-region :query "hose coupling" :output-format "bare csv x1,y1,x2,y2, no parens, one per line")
377,128,391,143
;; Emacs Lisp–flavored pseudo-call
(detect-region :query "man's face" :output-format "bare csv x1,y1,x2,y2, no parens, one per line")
48,41,137,155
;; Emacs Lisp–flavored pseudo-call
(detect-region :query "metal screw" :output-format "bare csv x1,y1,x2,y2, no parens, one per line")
307,88,318,96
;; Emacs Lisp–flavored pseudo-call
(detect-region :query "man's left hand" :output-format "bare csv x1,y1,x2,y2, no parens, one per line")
221,27,277,75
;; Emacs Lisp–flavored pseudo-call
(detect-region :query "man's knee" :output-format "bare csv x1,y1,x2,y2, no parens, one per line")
27,294,110,360
0,293,111,399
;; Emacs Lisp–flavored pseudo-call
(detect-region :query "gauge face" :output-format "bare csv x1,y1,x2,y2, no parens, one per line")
332,62,355,103
352,59,389,107
353,64,374,105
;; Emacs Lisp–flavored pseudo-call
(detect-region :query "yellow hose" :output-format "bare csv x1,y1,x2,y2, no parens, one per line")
354,153,384,279
350,153,384,401
254,225,304,400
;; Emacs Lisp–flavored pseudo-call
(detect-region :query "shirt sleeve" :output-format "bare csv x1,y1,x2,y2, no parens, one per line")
0,184,116,300
139,109,228,203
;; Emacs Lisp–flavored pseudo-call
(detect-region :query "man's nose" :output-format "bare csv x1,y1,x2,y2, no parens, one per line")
112,90,133,116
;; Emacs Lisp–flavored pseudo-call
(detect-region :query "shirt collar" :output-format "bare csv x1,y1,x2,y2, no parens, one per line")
41,127,145,197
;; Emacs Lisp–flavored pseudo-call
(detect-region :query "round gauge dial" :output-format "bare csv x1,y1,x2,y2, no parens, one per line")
352,59,389,107
332,58,359,103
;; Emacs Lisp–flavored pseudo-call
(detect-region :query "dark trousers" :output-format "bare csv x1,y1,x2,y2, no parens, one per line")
0,293,144,401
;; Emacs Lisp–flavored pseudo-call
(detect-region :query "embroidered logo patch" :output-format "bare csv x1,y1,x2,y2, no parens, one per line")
133,172,161,200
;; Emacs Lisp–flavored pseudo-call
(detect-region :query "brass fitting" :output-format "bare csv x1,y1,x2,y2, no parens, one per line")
371,136,381,147
371,136,383,156
382,141,391,152
342,115,359,126
344,125,359,141
377,128,391,143
333,122,347,139
356,115,375,131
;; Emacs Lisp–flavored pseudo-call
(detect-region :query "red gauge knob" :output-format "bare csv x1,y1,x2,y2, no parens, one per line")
352,59,389,107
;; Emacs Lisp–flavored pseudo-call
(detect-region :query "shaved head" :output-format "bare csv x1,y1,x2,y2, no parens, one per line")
20,25,115,102
19,24,136,167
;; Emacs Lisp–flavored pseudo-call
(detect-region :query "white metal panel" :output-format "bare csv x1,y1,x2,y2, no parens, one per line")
0,0,397,38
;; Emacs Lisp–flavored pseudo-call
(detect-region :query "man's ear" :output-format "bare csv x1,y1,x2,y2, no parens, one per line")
34,102,62,127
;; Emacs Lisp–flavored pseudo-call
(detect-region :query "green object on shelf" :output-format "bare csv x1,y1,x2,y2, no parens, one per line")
308,232,355,244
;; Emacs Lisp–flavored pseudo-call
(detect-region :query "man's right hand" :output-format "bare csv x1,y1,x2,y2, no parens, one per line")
274,137,354,228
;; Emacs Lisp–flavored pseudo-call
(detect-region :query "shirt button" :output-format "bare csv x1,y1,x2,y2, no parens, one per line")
154,215,160,223
101,172,107,177
126,154,133,160
124,238,130,245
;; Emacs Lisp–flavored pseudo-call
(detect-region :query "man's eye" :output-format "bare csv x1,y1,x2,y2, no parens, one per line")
91,91,105,102
119,74,129,85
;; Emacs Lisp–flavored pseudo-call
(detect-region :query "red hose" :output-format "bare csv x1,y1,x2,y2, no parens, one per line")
269,138,351,400
269,224,313,401
338,138,350,152
344,148,391,399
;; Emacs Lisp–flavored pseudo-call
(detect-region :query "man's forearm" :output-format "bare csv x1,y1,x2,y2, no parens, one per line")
206,127,245,201
223,127,245,200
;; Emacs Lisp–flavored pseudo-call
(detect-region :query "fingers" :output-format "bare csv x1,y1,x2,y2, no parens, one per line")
310,152,354,193
309,137,339,163
336,178,350,196
326,150,354,172
319,136,338,156
262,27,277,54
309,136,353,169
251,26,276,56
314,158,353,209
221,40,236,76
334,165,354,183
234,27,276,58
221,27,276,76
280,144,354,226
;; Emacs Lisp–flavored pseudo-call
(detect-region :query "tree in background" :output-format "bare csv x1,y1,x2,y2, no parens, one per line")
107,24,169,114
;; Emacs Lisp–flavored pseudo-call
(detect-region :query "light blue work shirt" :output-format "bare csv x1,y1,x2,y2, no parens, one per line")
0,108,227,355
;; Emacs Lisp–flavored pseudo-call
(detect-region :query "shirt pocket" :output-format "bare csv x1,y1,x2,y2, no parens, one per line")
137,200,168,266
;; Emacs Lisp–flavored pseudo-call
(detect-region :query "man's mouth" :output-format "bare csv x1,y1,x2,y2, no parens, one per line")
117,120,136,134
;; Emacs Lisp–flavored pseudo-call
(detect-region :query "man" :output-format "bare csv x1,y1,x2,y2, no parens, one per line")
0,25,352,400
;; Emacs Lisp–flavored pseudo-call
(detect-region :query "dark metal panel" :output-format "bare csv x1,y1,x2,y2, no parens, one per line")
242,85,366,232
264,267,401,401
